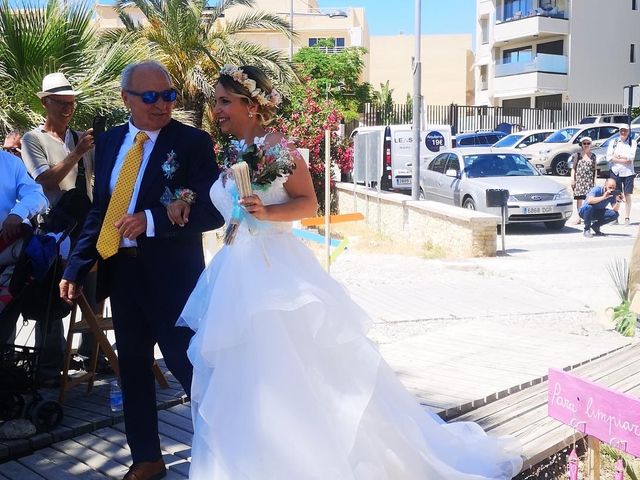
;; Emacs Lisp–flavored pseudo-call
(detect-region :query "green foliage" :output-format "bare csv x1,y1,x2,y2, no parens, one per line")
113,0,297,129
602,445,640,480
276,85,349,213
0,0,142,133
633,106,640,121
607,258,637,337
292,39,371,122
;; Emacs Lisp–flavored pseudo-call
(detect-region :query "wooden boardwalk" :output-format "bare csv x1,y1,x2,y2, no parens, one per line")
0,333,636,478
454,342,640,472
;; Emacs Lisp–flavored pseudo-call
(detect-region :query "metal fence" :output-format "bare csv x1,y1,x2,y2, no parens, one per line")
359,102,627,135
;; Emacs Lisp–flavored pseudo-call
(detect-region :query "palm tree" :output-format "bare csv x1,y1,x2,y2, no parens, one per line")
110,0,298,129
0,0,145,133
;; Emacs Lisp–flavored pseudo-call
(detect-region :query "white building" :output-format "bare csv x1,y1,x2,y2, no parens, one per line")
475,0,640,109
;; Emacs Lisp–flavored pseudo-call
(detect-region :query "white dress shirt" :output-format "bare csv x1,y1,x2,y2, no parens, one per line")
607,136,638,177
109,121,159,247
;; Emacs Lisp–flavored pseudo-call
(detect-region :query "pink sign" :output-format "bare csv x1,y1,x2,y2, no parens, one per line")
548,368,640,457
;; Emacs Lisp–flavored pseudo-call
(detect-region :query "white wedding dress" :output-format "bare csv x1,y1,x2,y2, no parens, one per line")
179,170,523,480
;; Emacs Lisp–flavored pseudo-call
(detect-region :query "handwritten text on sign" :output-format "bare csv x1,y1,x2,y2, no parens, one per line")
547,368,640,456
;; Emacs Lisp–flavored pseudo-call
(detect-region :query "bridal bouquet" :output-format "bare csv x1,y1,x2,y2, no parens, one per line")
222,138,297,245
224,138,297,188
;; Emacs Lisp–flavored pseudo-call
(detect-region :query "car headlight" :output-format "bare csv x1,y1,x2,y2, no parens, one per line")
554,188,571,200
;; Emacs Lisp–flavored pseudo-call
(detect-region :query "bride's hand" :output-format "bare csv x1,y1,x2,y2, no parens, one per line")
240,194,268,220
167,200,190,227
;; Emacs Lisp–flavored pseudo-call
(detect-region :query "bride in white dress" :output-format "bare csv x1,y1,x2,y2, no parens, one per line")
177,65,523,480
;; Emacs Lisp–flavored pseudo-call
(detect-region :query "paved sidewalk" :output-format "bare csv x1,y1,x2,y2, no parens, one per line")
328,199,639,413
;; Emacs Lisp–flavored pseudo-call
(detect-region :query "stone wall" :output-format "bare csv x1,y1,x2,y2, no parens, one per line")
336,183,499,257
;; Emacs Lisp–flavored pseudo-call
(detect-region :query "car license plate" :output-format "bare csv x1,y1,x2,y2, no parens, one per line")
396,177,412,185
523,206,553,214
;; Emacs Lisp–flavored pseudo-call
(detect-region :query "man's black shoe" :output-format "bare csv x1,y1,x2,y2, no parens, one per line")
594,230,606,237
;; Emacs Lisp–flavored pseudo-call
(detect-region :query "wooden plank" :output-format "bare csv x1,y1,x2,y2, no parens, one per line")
300,213,364,226
17,449,110,480
0,461,46,480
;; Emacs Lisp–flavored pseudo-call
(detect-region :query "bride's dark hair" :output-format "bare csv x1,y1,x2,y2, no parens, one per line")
217,65,279,125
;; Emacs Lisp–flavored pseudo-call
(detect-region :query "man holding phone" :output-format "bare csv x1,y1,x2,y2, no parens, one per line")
578,178,621,238
21,72,99,385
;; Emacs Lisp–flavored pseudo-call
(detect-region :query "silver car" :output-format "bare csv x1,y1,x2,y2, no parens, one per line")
420,148,573,230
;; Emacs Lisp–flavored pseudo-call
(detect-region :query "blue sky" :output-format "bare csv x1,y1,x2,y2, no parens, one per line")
318,0,476,36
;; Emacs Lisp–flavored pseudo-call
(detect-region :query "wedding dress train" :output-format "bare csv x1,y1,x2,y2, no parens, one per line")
178,173,523,480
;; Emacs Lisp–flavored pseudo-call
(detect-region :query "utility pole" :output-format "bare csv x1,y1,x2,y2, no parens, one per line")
289,0,294,61
411,0,422,200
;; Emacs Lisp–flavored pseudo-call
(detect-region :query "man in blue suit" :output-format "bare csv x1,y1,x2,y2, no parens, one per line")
60,61,223,480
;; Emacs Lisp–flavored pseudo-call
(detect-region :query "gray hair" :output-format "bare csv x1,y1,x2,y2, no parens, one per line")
121,61,172,90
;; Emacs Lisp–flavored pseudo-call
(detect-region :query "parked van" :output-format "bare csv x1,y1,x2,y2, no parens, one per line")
350,124,452,191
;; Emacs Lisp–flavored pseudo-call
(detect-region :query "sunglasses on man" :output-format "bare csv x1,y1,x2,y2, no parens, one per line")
1,146,20,155
125,88,178,104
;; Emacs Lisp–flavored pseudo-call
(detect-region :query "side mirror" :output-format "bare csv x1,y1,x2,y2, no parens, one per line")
445,169,459,178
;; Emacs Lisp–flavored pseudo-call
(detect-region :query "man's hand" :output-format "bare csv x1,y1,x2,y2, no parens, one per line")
115,212,147,240
1,214,23,242
166,200,190,227
60,279,82,305
73,129,95,157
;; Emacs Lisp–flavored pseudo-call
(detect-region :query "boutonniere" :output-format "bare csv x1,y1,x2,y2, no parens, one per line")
160,186,196,207
162,150,179,179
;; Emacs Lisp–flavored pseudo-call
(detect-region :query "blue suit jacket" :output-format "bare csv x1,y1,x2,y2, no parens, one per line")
64,119,223,302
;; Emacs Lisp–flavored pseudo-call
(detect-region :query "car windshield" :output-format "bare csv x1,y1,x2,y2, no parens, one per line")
544,128,580,143
463,154,539,178
493,134,522,148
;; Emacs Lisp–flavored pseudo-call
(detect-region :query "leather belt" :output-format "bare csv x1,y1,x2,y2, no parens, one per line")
117,247,138,257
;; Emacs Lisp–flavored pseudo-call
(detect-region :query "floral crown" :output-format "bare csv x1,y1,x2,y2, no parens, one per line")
219,65,282,108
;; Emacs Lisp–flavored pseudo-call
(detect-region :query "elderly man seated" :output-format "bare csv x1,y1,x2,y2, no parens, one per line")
0,148,49,343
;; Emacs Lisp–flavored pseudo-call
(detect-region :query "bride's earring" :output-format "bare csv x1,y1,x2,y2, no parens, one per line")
249,112,253,118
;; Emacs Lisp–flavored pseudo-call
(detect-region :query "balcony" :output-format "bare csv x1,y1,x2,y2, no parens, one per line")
495,53,567,77
494,10,569,45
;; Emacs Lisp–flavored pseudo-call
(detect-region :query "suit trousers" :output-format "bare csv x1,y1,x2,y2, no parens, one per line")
108,251,194,463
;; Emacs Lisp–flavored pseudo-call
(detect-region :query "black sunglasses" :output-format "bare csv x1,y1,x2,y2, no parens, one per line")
1,146,19,154
125,88,177,104
581,142,591,146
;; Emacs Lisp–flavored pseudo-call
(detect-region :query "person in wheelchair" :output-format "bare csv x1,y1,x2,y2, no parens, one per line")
0,148,48,344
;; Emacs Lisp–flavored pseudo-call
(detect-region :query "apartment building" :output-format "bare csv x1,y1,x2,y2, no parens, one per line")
370,34,474,105
475,0,640,108
94,0,474,107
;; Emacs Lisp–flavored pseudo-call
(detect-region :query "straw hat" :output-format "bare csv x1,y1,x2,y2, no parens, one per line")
37,72,81,98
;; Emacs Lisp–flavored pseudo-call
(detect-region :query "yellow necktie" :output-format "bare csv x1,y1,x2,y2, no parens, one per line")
96,131,149,259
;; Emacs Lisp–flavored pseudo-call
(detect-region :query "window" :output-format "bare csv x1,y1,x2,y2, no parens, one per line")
633,0,638,10
504,0,532,18
631,44,636,63
480,18,489,44
429,154,449,173
308,37,345,50
502,47,533,64
446,156,461,173
480,65,488,90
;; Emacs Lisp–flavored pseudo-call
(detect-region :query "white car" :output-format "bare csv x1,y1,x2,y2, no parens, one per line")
491,129,554,151
521,124,623,176
420,148,573,230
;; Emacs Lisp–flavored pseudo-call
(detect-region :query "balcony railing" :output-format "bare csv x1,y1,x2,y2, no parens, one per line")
495,53,567,77
496,8,567,23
